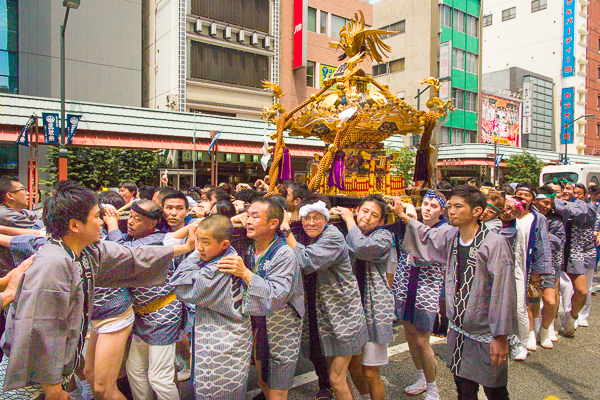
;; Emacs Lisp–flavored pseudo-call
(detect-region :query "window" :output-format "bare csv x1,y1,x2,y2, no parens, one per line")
191,0,270,33
466,130,478,143
466,15,478,37
598,66,600,79
307,7,316,32
306,61,315,87
465,92,477,112
389,58,405,72
452,88,464,109
331,14,348,40
440,5,452,28
372,63,387,76
320,11,328,35
597,123,600,137
532,0,547,13
502,7,516,21
380,20,406,38
440,127,450,144
466,52,478,74
0,0,18,94
597,95,599,108
453,130,464,144
452,48,465,70
482,14,492,27
453,9,466,32
410,134,421,147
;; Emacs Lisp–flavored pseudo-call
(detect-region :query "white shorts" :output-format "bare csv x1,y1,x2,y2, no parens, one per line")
91,306,135,334
361,342,388,366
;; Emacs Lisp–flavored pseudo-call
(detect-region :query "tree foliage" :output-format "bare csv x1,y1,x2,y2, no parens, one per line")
504,151,546,184
385,145,416,184
41,146,167,191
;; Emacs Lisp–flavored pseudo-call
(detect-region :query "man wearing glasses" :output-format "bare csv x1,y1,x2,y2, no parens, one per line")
0,175,43,276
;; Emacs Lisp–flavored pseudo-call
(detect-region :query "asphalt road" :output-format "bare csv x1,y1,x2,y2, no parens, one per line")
179,272,600,400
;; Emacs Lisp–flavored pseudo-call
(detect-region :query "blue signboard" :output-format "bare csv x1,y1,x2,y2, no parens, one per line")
66,114,82,145
494,154,504,168
42,113,60,145
562,0,575,77
561,87,574,145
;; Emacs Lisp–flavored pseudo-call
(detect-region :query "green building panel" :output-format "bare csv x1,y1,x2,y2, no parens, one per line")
440,26,453,43
465,73,478,91
445,0,467,13
466,0,480,16
465,36,479,53
451,69,466,89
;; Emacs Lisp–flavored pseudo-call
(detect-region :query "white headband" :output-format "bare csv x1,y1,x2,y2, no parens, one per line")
298,200,330,221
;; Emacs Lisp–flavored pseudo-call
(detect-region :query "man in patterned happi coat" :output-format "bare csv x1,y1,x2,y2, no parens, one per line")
218,198,304,400
332,194,394,400
0,181,194,400
392,185,517,400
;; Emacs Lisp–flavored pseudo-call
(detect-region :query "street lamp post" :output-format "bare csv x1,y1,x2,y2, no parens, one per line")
58,0,80,181
563,113,594,165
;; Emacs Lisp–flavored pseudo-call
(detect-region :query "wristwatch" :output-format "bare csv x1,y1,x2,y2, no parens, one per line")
282,228,292,238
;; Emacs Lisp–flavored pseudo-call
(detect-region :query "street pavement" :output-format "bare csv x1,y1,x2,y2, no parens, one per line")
180,273,600,400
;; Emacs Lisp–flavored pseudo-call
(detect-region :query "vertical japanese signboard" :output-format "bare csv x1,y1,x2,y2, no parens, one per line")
562,0,575,77
439,41,451,101
293,0,307,69
561,87,574,144
480,93,521,147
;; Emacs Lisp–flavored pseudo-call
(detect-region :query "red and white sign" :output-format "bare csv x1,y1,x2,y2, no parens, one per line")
293,0,307,69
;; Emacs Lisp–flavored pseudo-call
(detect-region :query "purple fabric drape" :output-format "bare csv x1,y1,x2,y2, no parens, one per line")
413,149,430,182
278,147,294,181
328,150,346,190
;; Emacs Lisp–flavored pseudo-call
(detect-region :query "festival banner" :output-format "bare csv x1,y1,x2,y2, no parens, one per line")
480,93,521,147
66,114,82,145
562,0,575,77
561,87,574,144
320,64,336,88
42,113,60,145
16,115,36,147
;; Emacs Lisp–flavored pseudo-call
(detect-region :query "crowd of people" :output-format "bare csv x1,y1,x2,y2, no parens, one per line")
0,173,596,400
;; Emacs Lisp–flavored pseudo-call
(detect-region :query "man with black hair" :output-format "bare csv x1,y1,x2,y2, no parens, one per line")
286,183,311,218
138,185,156,201
118,181,138,205
332,194,394,400
393,185,517,400
466,177,479,188
512,182,552,359
0,175,42,274
152,187,173,206
554,181,597,336
162,191,191,232
218,198,304,400
0,181,194,400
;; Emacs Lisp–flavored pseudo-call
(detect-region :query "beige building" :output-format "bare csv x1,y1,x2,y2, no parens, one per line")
372,0,440,146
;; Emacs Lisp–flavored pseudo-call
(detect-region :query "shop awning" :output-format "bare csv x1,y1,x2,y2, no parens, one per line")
0,124,323,158
437,159,507,167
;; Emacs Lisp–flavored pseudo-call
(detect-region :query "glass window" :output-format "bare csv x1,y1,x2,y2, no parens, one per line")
502,7,516,21
0,0,18,94
452,89,464,110
467,15,478,37
372,63,387,76
390,20,406,35
440,127,451,143
482,14,492,27
441,5,452,28
389,58,405,72
532,0,547,13
331,14,347,40
465,92,477,112
306,61,315,87
320,11,328,35
453,9,466,33
466,52,478,74
307,7,316,33
452,48,465,70
465,130,478,143
453,129,464,144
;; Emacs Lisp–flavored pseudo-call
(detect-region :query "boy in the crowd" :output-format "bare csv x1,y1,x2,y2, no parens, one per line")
170,215,252,400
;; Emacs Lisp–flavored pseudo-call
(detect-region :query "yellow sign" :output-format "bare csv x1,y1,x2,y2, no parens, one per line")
320,64,337,88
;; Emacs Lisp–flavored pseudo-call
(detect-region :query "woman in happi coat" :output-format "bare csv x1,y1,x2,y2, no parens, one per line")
391,190,447,400
281,196,367,400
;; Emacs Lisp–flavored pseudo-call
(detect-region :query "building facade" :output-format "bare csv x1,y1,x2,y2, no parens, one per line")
278,0,373,112
143,0,277,118
372,0,438,147
586,0,600,155
482,0,589,157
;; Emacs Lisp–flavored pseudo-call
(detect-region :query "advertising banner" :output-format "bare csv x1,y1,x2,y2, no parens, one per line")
320,64,336,88
561,87,574,144
480,93,521,147
562,0,575,77
66,114,82,145
293,0,307,69
16,115,36,147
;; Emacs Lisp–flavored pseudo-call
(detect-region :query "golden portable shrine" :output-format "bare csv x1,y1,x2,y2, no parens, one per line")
261,11,454,200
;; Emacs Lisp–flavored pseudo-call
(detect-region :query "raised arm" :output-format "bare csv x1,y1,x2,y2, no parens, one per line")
402,219,454,265
346,225,392,262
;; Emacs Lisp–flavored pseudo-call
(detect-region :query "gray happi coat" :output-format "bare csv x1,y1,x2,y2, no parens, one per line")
346,225,394,344
294,225,368,357
555,198,597,272
1,240,174,392
171,247,252,400
0,204,43,275
402,219,517,388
